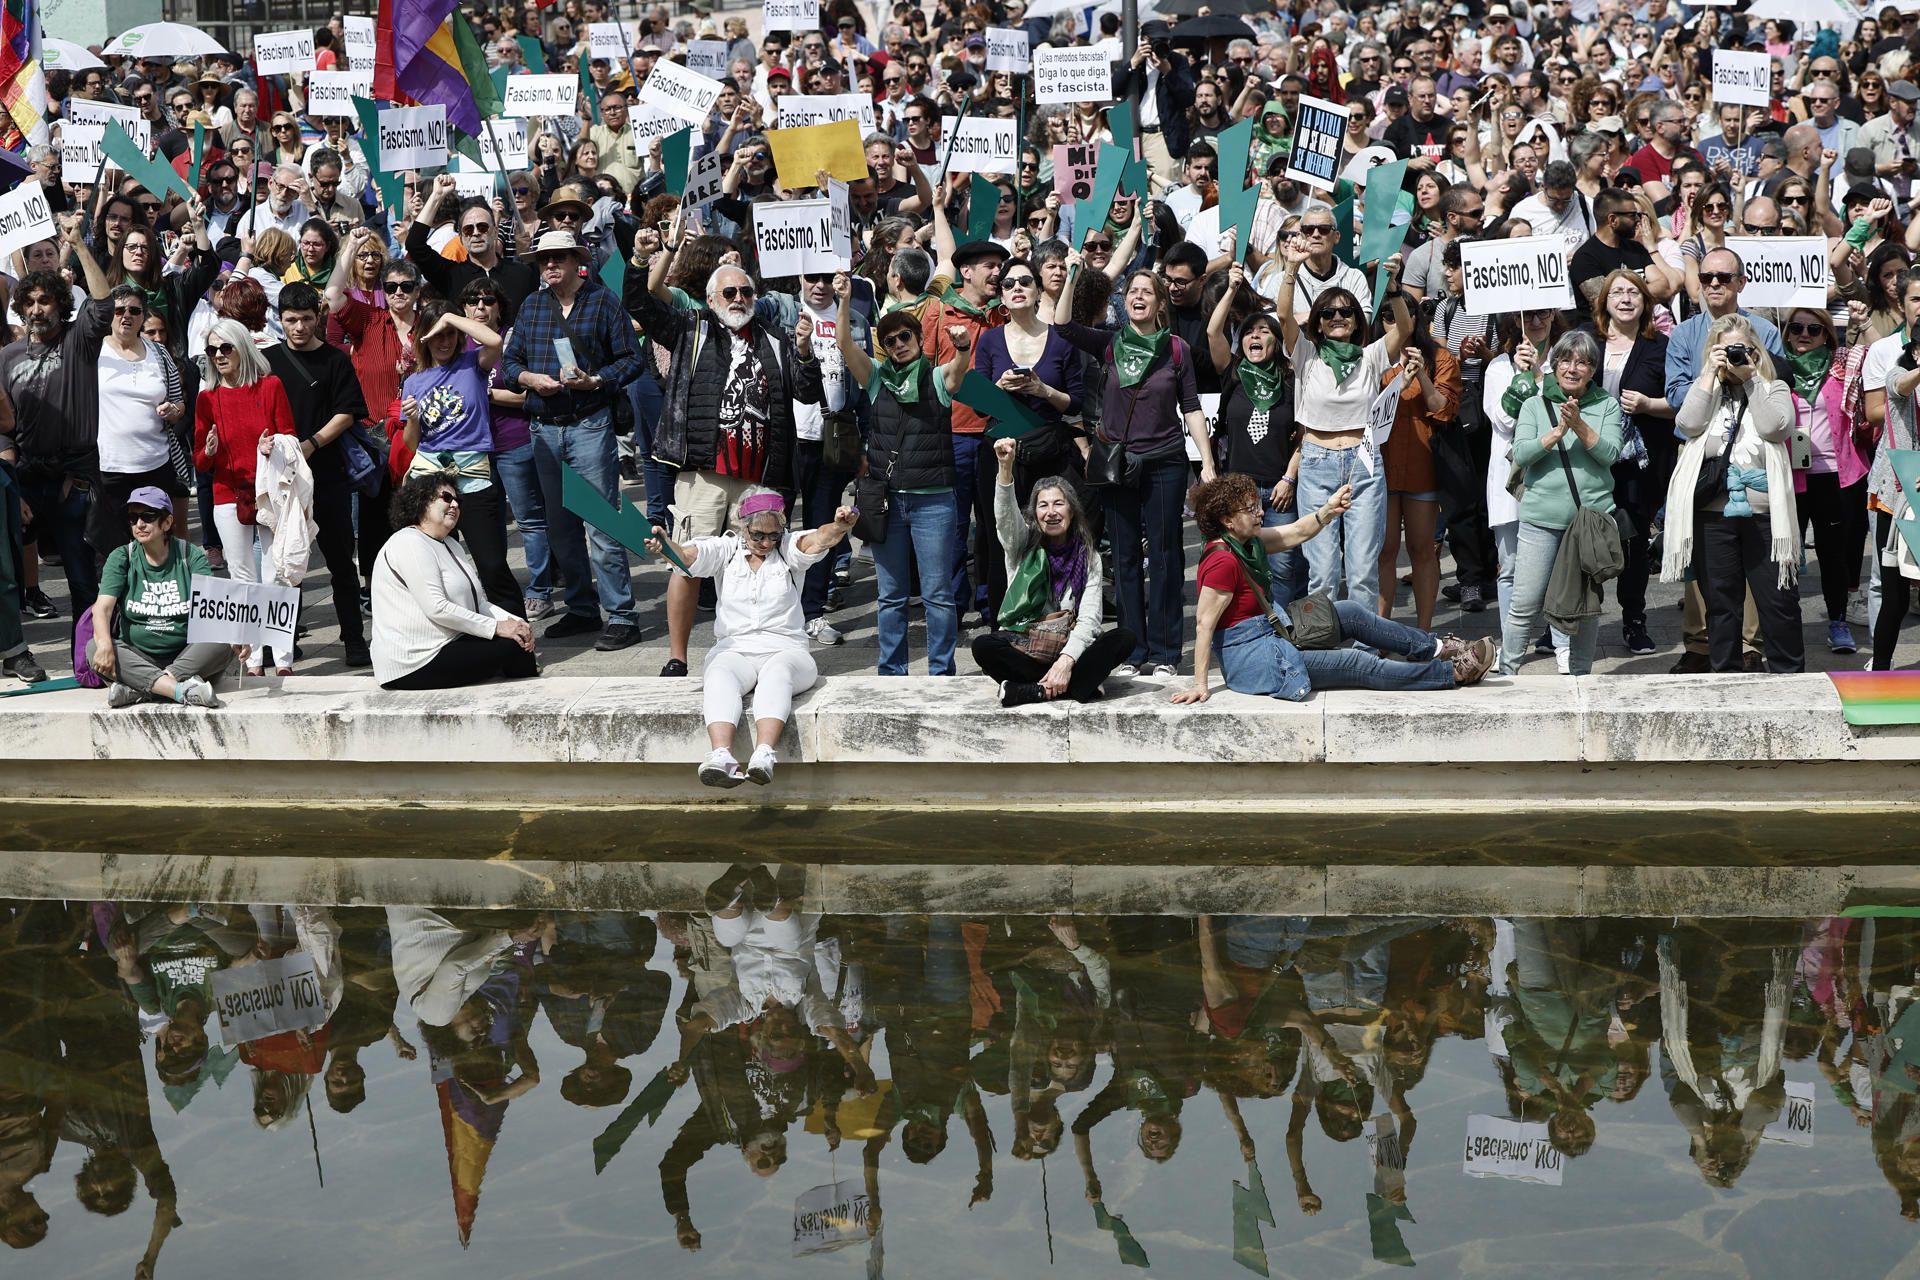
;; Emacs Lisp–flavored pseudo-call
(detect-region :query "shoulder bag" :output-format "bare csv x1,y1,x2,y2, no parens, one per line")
1555,437,1630,552
1089,336,1185,489
1206,540,1345,650
852,451,891,544
1693,390,1748,507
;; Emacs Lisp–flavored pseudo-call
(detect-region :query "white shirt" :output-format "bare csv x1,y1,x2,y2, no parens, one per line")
790,299,846,442
693,914,838,1031
1164,182,1205,230
1863,329,1905,393
687,531,829,655
96,341,170,473
1289,332,1395,430
1276,258,1374,320
1509,189,1592,255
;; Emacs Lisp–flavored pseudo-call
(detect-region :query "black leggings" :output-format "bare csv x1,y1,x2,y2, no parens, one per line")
1875,510,1912,670
381,634,538,690
450,483,525,618
1799,473,1869,623
972,627,1136,702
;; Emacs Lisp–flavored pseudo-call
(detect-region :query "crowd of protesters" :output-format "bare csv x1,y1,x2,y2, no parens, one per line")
7,1,1920,754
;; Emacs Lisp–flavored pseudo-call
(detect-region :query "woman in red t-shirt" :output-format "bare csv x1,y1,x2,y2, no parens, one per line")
1172,474,1496,704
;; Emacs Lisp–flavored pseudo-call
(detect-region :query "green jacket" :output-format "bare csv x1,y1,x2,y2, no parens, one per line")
1512,392,1623,530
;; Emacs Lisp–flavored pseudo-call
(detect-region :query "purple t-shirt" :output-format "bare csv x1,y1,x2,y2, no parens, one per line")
403,347,493,453
489,363,530,452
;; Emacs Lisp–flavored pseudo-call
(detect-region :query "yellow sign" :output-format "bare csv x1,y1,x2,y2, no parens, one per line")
767,118,868,188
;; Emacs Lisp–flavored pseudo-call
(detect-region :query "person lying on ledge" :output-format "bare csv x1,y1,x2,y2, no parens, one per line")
1172,474,1497,704
976,438,1137,706
645,488,858,788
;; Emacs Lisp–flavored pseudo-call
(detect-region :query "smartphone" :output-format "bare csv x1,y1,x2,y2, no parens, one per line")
1790,428,1813,471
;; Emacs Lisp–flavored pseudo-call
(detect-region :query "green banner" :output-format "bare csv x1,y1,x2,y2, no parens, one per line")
956,370,1045,440
99,122,195,205
663,127,692,197
1356,159,1408,265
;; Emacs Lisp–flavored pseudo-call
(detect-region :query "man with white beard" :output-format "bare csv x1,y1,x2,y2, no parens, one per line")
625,259,825,677
260,165,312,236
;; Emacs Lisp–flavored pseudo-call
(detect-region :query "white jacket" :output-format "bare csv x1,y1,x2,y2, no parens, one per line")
255,434,316,586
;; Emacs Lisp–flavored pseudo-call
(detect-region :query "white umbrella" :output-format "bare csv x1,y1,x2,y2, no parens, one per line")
100,23,231,60
1742,0,1864,28
41,38,105,71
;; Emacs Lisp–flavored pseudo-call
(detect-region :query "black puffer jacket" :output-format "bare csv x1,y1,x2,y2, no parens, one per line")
866,364,955,490
626,280,821,490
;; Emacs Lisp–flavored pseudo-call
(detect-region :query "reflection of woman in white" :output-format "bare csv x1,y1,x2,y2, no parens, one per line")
646,488,857,788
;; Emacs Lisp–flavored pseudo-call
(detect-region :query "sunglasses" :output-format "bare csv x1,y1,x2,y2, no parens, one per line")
882,331,918,347
207,342,237,356
1702,202,1731,214
1781,194,1811,205
272,122,295,131
435,491,461,504
112,303,145,316
461,223,493,235
551,210,583,222
1699,271,1737,285
1301,225,1334,236
1787,321,1830,336
720,284,756,301
466,294,499,306
1745,224,1781,235
1083,238,1113,251
802,272,834,284
745,527,781,542
1320,304,1357,319
511,187,531,197
127,508,166,524
384,279,418,292
1001,274,1036,288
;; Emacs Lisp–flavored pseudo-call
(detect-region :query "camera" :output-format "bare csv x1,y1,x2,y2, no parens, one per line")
1725,344,1752,366
1150,37,1171,59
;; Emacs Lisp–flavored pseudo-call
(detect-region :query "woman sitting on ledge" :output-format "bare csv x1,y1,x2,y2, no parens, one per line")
976,438,1136,706
1171,474,1496,704
89,487,233,708
370,472,538,690
646,488,858,788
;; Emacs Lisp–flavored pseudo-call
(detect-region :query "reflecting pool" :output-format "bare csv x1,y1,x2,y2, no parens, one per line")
4,886,1920,1277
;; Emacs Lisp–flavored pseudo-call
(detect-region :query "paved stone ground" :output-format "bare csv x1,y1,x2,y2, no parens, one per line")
15,474,1907,681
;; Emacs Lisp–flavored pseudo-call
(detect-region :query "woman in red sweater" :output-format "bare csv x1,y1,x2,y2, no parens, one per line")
194,317,295,675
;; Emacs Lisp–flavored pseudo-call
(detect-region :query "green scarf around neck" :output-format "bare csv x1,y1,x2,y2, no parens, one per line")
1114,325,1169,388
294,257,332,288
1787,345,1832,403
940,283,996,322
875,355,929,405
1539,372,1610,410
1214,533,1272,603
1318,338,1363,384
1236,356,1284,411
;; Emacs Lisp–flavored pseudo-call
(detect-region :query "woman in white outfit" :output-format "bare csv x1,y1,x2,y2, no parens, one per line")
646,487,858,788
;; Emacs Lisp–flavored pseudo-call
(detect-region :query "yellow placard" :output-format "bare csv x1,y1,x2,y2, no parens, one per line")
767,118,868,188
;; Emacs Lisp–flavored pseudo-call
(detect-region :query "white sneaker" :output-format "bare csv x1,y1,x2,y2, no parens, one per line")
1554,647,1570,675
698,748,745,788
1111,663,1140,681
1848,588,1869,626
805,617,844,646
107,682,144,709
1141,662,1180,680
177,676,222,708
746,744,777,786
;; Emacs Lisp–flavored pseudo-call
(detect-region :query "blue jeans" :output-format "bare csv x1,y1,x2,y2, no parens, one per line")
1296,442,1386,612
19,473,96,614
1261,488,1309,610
872,488,959,675
792,439,851,621
628,366,676,528
1500,520,1597,674
495,441,551,599
1107,457,1189,666
530,413,637,625
950,434,985,616
1215,604,1452,699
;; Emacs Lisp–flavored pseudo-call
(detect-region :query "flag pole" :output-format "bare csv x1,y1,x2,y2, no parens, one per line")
307,1095,324,1187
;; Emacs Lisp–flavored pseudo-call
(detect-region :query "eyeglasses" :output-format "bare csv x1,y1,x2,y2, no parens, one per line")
719,284,755,301
384,279,418,292
206,342,237,356
112,303,145,316
127,508,166,524
1787,321,1829,336
1320,305,1357,319
1699,271,1737,285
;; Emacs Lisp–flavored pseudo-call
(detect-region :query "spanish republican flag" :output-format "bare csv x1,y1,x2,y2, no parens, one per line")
375,0,502,138
0,0,47,149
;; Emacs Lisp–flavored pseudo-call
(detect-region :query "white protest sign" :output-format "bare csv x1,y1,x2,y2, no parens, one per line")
793,1179,871,1256
1713,48,1772,108
1462,1114,1564,1186
305,70,371,117
378,105,448,172
985,27,1030,73
1342,144,1399,187
0,181,55,259
1762,1079,1816,1147
1460,234,1573,315
67,100,149,158
342,15,376,69
1725,235,1829,309
475,118,529,171
683,149,725,209
187,574,300,652
811,181,852,272
1286,93,1350,192
1034,46,1114,104
640,56,724,127
450,171,501,199
1190,392,1221,461
629,102,686,145
210,952,330,1046
764,0,819,32
778,92,877,134
588,21,641,62
755,197,845,277
687,39,731,80
941,115,1020,176
59,123,104,182
501,73,579,118
253,28,316,75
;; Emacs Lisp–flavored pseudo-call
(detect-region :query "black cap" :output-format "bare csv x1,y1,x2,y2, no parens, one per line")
1384,85,1409,106
952,239,1011,267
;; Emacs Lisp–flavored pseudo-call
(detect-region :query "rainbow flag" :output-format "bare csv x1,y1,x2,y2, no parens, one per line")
376,0,500,137
0,0,45,150
1827,670,1920,725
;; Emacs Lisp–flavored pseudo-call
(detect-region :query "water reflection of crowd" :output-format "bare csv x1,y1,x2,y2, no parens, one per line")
11,892,1920,1270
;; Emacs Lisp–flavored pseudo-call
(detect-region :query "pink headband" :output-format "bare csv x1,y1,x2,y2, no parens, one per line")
739,492,786,520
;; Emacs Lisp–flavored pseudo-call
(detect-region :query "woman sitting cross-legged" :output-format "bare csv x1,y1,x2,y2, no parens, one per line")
975,438,1137,706
645,488,858,788
89,487,238,708
1171,474,1496,704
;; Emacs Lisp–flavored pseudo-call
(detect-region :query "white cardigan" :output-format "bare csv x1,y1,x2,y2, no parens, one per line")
370,526,511,683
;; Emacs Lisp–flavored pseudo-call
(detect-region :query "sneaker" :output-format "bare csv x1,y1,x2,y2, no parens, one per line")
524,596,557,621
1140,662,1179,679
1434,634,1469,662
177,676,222,708
1848,588,1869,626
204,546,225,572
806,616,844,646
545,611,602,639
704,863,756,913
594,622,643,651
1742,652,1765,673
1554,647,1570,675
1451,637,1497,686
697,748,745,788
1460,584,1486,613
1111,663,1140,681
21,588,56,619
3,650,46,684
999,680,1047,707
659,657,689,677
1534,631,1554,655
106,682,144,708
1829,620,1858,654
1623,622,1655,655
1670,651,1711,674
746,744,778,786
343,644,371,669
1441,583,1463,603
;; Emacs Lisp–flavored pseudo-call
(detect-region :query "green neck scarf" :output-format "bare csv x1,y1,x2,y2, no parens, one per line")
940,284,996,322
1787,344,1832,403
1318,338,1364,384
1214,534,1272,603
1236,355,1284,410
295,257,332,288
1114,325,1169,388
1539,372,1610,410
875,355,929,405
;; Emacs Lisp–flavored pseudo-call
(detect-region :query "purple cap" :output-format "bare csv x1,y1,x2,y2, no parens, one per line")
738,491,787,520
127,486,173,513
